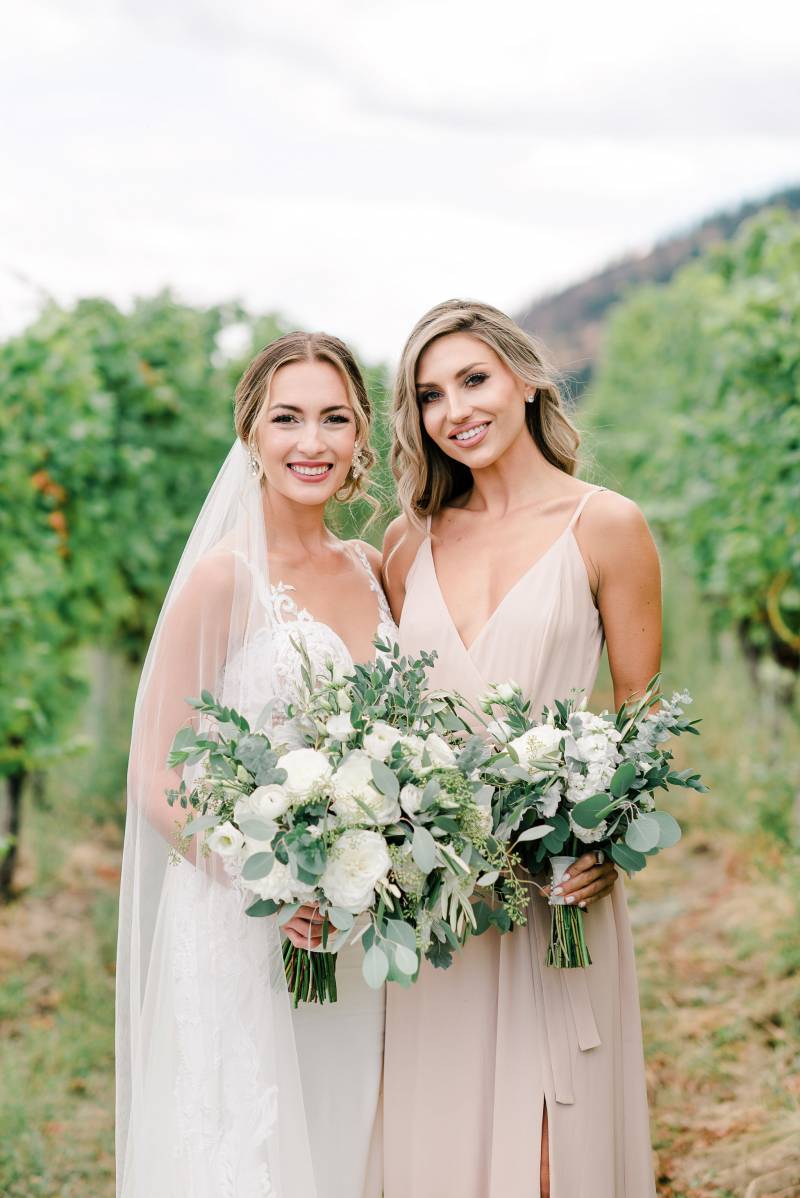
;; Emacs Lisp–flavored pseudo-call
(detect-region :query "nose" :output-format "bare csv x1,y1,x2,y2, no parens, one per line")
444,387,474,425
295,420,328,458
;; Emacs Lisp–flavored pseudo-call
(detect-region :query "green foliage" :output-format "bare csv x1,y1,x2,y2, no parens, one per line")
586,207,800,672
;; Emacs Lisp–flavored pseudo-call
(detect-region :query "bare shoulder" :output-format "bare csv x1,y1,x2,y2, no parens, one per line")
187,545,239,597
351,538,383,576
381,513,426,617
580,488,654,544
576,488,660,594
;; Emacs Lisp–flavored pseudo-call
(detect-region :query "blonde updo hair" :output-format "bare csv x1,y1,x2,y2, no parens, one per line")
392,299,580,524
234,331,376,503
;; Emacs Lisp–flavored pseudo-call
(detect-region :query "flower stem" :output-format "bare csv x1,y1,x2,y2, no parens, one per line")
546,904,592,968
282,940,339,1005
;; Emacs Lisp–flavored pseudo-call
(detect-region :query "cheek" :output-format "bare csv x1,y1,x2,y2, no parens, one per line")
420,405,442,441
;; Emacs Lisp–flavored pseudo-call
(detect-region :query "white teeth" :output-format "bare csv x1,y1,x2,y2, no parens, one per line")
453,423,488,443
289,464,331,476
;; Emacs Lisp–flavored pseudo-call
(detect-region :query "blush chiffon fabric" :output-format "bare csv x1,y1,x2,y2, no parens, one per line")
383,489,656,1198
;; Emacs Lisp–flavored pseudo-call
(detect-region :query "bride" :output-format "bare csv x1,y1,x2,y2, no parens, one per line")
116,332,395,1198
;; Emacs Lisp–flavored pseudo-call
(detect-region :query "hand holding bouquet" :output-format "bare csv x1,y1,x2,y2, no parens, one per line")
166,641,535,1003
478,675,707,967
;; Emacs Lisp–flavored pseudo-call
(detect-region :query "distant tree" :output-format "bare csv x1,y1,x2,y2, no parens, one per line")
586,208,800,683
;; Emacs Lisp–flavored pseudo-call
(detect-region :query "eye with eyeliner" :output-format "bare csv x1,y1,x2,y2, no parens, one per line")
270,412,352,425
465,371,488,387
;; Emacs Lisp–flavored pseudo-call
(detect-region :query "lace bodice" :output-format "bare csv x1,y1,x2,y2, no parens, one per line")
222,543,398,731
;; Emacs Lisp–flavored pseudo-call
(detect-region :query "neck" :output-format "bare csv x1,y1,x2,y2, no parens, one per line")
261,486,334,557
462,430,566,517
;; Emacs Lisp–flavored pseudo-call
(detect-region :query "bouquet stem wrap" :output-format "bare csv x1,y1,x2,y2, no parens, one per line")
546,855,592,969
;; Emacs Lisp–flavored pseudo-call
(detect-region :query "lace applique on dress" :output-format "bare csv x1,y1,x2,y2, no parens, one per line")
221,543,399,732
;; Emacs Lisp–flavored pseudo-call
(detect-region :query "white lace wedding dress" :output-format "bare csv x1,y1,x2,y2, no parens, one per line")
142,543,396,1198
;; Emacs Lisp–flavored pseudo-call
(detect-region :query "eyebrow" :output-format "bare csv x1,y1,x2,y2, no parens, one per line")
269,403,351,414
415,361,489,390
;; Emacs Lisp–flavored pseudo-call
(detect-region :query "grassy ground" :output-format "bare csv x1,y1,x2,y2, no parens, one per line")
0,566,798,1197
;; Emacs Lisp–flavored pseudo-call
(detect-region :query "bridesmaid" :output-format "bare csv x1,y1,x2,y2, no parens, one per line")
381,299,661,1197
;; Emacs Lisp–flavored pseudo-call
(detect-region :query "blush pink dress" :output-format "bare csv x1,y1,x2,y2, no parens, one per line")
383,489,656,1198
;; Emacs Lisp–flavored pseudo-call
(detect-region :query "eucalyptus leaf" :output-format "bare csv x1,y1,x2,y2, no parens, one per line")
411,825,437,874
241,852,275,882
610,760,637,797
328,906,355,930
515,824,555,843
385,919,417,952
181,812,221,837
624,814,661,853
393,944,419,975
651,809,682,848
237,817,277,841
370,759,400,799
362,945,390,989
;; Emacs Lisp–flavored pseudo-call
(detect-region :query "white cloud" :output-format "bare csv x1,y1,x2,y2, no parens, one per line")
1,0,798,362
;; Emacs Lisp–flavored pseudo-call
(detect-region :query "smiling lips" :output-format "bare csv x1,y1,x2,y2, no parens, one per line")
448,421,490,447
287,461,334,482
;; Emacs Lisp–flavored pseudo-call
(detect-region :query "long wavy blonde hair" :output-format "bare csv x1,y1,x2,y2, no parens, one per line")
392,299,580,524
235,331,376,504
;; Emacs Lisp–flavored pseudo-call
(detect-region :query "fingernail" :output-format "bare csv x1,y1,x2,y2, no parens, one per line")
552,886,563,896
579,902,587,909
566,895,576,905
562,873,571,882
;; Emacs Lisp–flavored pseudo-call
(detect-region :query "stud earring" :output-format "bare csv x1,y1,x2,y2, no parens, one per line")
525,392,536,404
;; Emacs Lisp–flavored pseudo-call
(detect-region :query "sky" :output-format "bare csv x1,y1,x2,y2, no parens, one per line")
2,0,799,364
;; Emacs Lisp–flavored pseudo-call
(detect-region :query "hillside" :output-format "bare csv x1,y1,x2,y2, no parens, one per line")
515,184,800,393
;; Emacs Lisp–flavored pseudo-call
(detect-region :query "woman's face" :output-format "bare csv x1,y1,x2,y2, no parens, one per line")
254,358,357,504
415,332,529,468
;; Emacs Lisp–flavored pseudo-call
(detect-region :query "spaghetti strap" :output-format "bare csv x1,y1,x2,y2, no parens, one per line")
567,486,606,532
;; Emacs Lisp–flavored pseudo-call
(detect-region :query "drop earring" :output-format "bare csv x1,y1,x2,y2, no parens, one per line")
248,449,261,477
351,444,365,479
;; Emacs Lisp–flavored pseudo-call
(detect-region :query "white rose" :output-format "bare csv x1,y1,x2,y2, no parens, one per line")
236,784,292,823
363,721,402,762
279,748,332,799
326,712,355,741
508,724,563,781
399,782,423,816
248,859,317,904
207,821,245,858
423,733,456,768
331,750,401,825
321,829,391,913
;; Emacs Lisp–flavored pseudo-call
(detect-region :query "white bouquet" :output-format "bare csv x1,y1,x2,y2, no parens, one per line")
477,675,706,967
166,641,534,1004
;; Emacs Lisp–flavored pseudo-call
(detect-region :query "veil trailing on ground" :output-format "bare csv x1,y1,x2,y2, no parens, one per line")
116,441,317,1197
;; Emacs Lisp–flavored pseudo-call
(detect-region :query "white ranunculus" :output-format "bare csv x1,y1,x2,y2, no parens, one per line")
363,721,402,762
423,733,456,768
326,712,355,741
568,811,608,844
248,859,317,904
331,750,400,825
279,748,333,798
207,821,245,858
399,782,423,816
508,724,563,781
321,829,391,913
236,784,292,823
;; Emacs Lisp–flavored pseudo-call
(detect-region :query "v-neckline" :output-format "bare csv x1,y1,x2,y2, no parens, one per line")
427,523,576,657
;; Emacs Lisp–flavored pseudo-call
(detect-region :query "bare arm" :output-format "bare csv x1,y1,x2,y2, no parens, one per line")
380,514,425,624
557,492,662,908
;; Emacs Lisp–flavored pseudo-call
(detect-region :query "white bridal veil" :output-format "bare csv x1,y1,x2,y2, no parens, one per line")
116,441,318,1197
